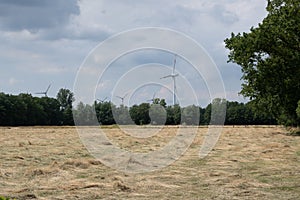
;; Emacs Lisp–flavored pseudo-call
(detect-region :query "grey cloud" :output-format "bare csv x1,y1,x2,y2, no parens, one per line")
211,4,239,25
37,25,111,41
0,0,80,32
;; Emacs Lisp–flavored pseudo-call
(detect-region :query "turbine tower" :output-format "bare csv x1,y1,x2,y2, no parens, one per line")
160,54,179,105
116,93,128,105
35,84,51,97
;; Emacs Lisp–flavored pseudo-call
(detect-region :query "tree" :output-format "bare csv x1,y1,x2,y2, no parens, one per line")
0,93,63,126
129,103,150,125
165,105,181,125
152,98,167,108
113,105,133,125
56,88,75,125
203,103,211,125
73,102,97,125
56,88,75,110
199,107,206,125
95,101,115,125
296,100,300,124
181,105,199,125
0,93,6,125
37,97,62,125
226,101,244,125
207,98,227,125
224,0,300,126
149,104,167,125
245,101,277,125
20,94,46,125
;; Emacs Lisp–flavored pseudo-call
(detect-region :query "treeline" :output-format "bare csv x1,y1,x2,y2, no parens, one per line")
0,90,277,126
74,98,277,126
0,89,74,126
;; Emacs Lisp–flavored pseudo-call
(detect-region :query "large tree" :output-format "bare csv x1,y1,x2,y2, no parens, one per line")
225,0,300,126
56,88,75,125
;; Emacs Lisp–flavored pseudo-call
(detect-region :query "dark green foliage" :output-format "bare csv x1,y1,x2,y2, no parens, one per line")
38,97,62,125
0,90,278,126
95,101,115,125
56,88,75,125
0,89,74,126
56,88,75,110
165,104,181,125
199,107,206,125
225,0,300,126
129,103,151,125
0,93,57,126
203,103,211,125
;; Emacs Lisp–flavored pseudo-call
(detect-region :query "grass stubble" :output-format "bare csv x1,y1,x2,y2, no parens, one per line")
0,126,299,199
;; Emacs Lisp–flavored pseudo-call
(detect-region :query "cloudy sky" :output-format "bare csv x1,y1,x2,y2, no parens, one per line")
0,0,268,106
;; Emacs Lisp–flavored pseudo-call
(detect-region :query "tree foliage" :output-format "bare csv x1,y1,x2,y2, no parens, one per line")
296,100,300,122
0,93,61,125
129,103,151,125
56,88,75,125
224,0,300,126
56,88,75,111
0,90,277,126
95,101,115,125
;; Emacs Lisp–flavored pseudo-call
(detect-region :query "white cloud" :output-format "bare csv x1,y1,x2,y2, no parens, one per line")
0,0,268,104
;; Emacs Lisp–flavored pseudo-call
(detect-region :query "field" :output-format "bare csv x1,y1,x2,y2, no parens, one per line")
0,126,300,199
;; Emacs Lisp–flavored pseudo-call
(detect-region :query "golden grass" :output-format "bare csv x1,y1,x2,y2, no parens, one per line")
0,126,299,199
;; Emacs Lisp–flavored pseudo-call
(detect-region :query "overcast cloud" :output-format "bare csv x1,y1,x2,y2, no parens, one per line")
0,0,268,106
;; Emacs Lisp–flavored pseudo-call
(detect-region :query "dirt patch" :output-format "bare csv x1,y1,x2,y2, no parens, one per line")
0,126,299,199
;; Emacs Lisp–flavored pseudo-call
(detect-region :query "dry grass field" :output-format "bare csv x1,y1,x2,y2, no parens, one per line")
0,126,299,199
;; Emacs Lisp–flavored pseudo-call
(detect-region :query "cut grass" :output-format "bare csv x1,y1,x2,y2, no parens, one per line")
0,126,299,199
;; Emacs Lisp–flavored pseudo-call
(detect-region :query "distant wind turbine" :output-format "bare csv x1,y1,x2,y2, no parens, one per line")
116,93,128,105
97,97,108,103
35,84,51,97
160,54,179,105
147,91,157,103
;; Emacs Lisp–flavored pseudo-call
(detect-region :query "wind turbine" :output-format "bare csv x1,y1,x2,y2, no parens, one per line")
97,97,108,103
160,54,179,105
147,91,157,104
116,93,128,105
35,84,51,97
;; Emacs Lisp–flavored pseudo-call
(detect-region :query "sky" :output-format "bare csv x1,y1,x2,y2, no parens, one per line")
0,0,268,107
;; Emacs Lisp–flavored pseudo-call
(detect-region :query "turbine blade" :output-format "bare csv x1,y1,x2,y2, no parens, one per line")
152,92,156,99
98,97,107,102
45,84,51,93
160,74,172,79
173,54,177,74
